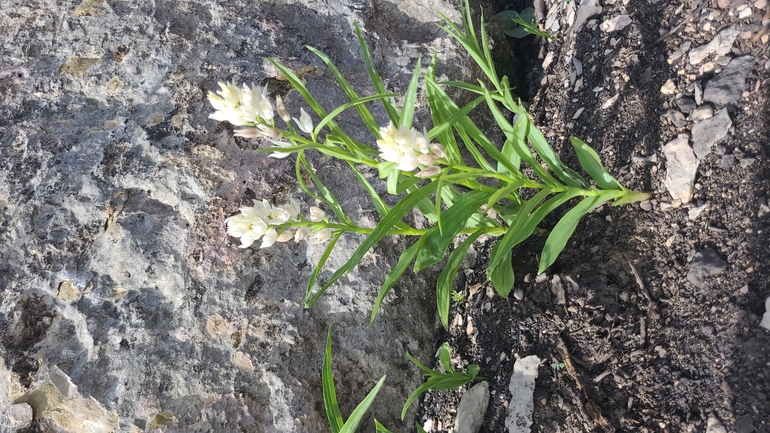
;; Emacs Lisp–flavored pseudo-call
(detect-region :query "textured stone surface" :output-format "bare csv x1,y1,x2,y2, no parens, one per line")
663,135,698,203
691,108,732,159
704,55,756,105
687,248,727,288
454,381,489,433
0,0,492,431
505,355,540,433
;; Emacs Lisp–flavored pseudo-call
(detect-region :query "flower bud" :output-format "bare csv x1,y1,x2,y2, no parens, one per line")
234,128,261,138
309,206,326,222
276,95,292,123
294,108,314,134
276,230,294,242
414,166,441,178
309,228,333,244
429,143,446,158
417,154,437,166
294,226,310,242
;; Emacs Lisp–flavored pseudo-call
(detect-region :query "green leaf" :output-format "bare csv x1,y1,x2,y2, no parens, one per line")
314,94,398,137
305,182,439,307
414,190,490,272
355,22,400,125
467,364,480,379
305,231,343,306
401,377,444,420
376,161,399,179
323,328,344,433
306,45,381,137
405,351,439,376
488,249,515,297
538,192,618,273
339,375,387,433
400,57,422,129
436,230,484,329
494,10,529,38
370,237,426,326
438,343,453,373
524,116,587,188
569,136,623,190
416,424,429,433
300,154,351,225
375,420,393,433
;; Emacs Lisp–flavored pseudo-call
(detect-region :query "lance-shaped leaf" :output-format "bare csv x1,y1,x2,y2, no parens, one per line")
569,136,623,190
436,230,484,329
370,237,426,326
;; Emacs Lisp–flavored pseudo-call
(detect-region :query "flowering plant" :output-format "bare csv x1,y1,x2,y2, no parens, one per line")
210,0,649,330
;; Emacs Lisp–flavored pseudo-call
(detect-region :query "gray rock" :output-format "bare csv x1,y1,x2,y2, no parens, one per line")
687,248,727,287
734,414,754,433
721,154,736,168
675,97,696,115
663,135,698,203
455,381,490,433
0,0,489,431
505,355,540,433
688,27,740,65
760,297,770,330
692,109,732,159
704,56,756,105
706,416,727,433
666,110,688,128
691,104,714,121
573,0,602,34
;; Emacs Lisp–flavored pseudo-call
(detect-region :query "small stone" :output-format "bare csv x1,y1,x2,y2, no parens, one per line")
663,134,698,203
573,58,583,75
669,41,692,62
600,14,632,32
9,403,33,428
704,55,756,105
676,97,696,115
505,356,540,433
514,289,524,300
738,7,753,18
542,52,555,70
661,78,677,94
755,0,767,8
733,414,754,433
574,0,602,33
686,247,727,288
550,275,566,305
205,314,227,339
573,107,585,119
601,93,619,109
455,382,490,433
640,201,653,211
689,27,740,65
688,204,708,219
694,81,704,105
233,351,254,374
691,104,714,121
760,296,770,330
666,110,687,127
691,109,732,159
707,416,728,433
721,154,736,168
701,324,715,335
740,158,756,168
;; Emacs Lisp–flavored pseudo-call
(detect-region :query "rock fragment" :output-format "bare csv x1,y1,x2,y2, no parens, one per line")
669,41,691,63
663,135,698,203
505,355,540,433
688,27,739,65
661,79,677,94
9,403,33,428
691,104,714,121
455,381,490,433
704,56,756,105
600,14,632,32
687,248,727,288
691,109,732,159
760,296,770,331
574,0,602,33
707,416,728,433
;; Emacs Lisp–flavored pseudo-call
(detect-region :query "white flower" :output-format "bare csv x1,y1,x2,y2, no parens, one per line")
376,123,442,172
293,108,314,134
294,226,310,242
280,199,301,219
208,81,274,126
261,229,278,248
309,228,333,244
267,139,293,159
309,206,326,222
225,213,268,248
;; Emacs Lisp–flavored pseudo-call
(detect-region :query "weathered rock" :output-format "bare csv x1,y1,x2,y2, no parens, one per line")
0,0,492,431
760,297,770,331
704,56,756,105
455,381,489,433
687,248,727,287
600,14,632,32
691,104,714,121
663,135,698,203
505,355,540,433
691,109,732,159
573,0,602,34
707,416,728,433
688,27,740,65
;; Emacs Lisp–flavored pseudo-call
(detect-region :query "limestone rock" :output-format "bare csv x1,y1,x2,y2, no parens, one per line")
663,135,698,203
687,248,727,288
455,381,489,433
704,56,756,105
0,0,492,431
691,109,732,159
505,355,540,433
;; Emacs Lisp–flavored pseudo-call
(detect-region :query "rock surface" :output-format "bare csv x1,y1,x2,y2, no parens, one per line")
687,248,728,288
454,381,489,433
703,56,756,105
505,355,540,433
663,135,698,203
0,0,483,431
691,109,732,159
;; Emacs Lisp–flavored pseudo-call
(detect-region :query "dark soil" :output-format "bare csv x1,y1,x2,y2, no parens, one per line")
417,0,770,432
